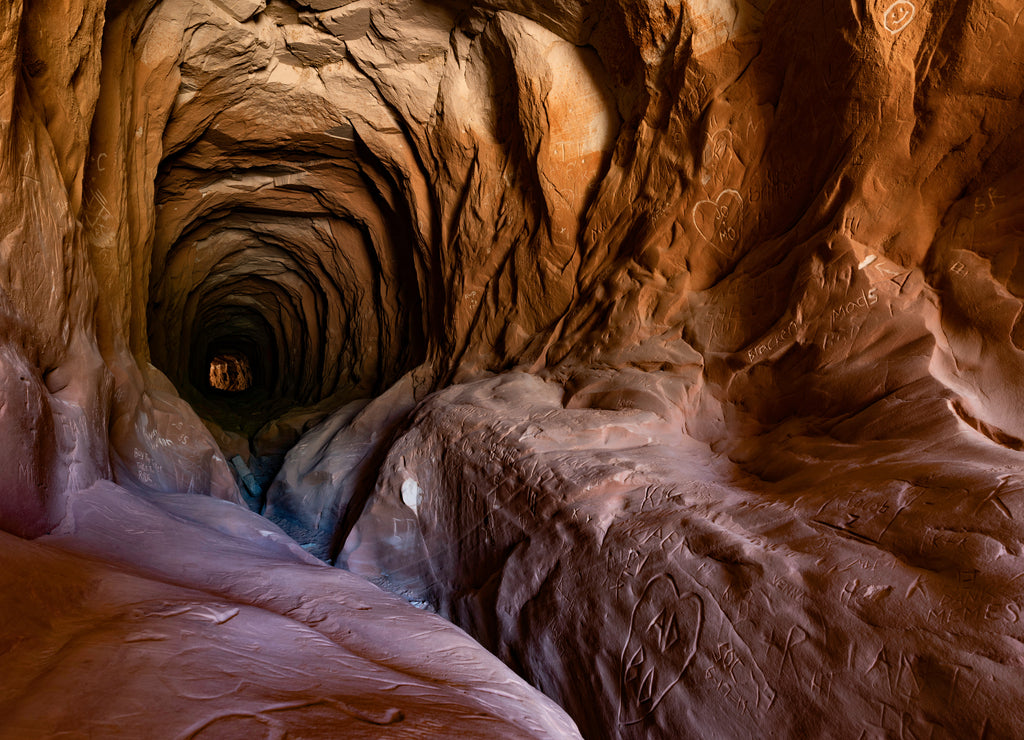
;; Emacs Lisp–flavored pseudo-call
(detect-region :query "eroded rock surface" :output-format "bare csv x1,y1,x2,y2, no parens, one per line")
4,0,1024,737
0,480,579,738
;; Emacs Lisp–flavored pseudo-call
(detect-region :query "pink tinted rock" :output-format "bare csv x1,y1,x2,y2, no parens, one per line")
0,480,581,738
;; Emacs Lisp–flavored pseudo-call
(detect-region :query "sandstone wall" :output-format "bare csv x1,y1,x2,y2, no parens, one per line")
3,0,1024,737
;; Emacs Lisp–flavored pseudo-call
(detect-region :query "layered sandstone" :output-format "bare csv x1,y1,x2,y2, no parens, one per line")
3,0,1024,737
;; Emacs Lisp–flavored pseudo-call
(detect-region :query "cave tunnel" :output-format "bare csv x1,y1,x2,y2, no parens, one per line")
5,0,1024,737
147,116,428,449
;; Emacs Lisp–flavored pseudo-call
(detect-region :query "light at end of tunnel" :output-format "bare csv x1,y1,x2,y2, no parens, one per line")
209,352,254,392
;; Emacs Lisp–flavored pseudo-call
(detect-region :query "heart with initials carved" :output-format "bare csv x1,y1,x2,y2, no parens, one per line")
692,189,743,247
618,574,703,725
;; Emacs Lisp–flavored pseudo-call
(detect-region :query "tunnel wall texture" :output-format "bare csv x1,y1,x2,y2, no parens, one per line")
4,0,1024,737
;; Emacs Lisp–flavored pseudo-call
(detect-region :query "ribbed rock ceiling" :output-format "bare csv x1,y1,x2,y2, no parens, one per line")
144,0,430,443
4,0,1024,737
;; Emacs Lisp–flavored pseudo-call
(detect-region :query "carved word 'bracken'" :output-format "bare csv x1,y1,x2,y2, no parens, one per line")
747,320,800,363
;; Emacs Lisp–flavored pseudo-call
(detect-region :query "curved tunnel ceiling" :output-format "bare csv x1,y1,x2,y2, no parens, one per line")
145,1,430,437
8,0,1024,736
139,0,634,446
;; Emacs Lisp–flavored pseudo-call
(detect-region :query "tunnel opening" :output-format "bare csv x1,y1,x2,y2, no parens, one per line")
146,126,428,458
149,192,427,435
207,351,254,393
134,0,434,515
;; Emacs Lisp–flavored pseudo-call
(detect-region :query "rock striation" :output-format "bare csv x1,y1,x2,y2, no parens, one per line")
3,0,1024,737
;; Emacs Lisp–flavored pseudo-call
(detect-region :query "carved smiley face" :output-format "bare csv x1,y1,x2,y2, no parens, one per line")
618,574,703,725
883,1,916,34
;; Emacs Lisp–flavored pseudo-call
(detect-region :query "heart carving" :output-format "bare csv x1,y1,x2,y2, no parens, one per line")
618,574,703,725
692,189,743,251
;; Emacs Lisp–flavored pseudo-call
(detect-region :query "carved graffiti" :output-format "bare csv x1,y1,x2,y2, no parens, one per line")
883,1,916,34
693,189,743,255
830,287,879,327
618,574,703,724
701,130,735,192
747,319,800,363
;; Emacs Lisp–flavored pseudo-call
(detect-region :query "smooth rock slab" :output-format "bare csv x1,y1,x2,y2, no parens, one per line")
0,480,580,739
